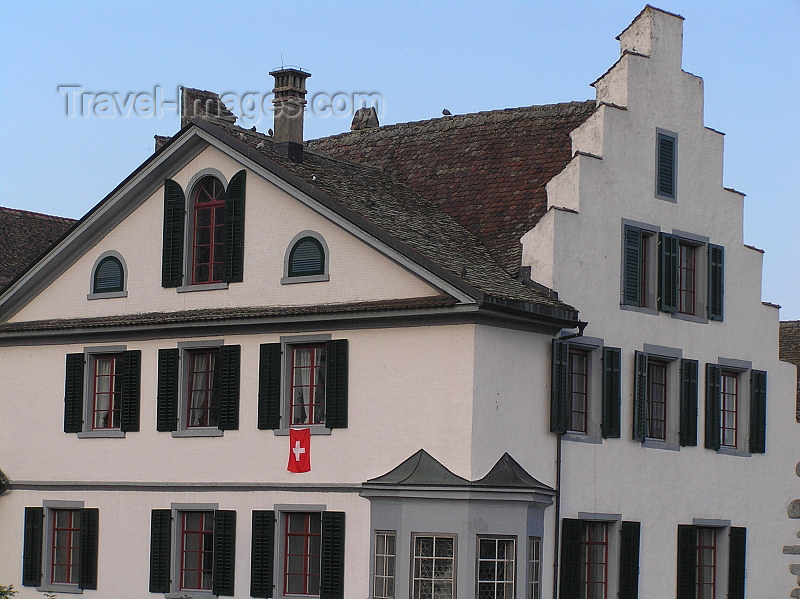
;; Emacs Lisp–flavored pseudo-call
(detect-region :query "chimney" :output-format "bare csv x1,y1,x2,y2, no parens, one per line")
270,67,311,162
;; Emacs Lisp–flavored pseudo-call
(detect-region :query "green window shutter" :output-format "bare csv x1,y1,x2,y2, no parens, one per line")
558,518,581,599
250,510,275,598
602,347,621,438
218,345,241,431
623,225,643,306
78,507,99,590
657,132,676,198
633,352,648,441
676,525,696,599
156,349,179,432
223,170,246,283
618,521,640,599
320,511,346,599
213,510,236,596
707,244,725,321
149,509,172,593
728,527,747,599
120,350,141,432
258,343,282,430
749,370,767,453
679,359,698,446
658,232,679,312
550,339,569,434
64,353,85,433
326,340,349,429
705,364,721,450
22,507,44,587
161,179,185,288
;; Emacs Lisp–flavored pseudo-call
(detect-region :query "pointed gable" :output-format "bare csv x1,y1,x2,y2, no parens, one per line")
473,452,553,491
366,449,470,487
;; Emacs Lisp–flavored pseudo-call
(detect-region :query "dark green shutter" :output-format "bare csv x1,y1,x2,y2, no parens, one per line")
708,244,724,321
223,170,246,283
676,525,696,599
619,521,640,599
22,507,43,587
156,349,179,432
161,179,185,288
558,518,581,599
250,511,275,598
64,353,85,433
78,507,99,590
149,509,172,593
258,343,282,430
623,225,643,306
657,132,676,198
213,510,236,596
728,527,747,599
550,339,569,434
750,370,767,453
633,352,648,441
120,350,141,432
602,347,621,438
679,359,698,446
658,233,679,312
218,345,241,431
705,364,721,450
326,340,349,429
320,511,345,599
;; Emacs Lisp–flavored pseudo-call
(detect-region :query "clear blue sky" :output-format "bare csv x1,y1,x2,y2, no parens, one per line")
1,1,798,317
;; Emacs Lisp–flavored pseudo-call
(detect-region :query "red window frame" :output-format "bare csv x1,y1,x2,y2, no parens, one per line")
568,349,588,434
191,176,226,285
187,348,220,428
678,243,696,315
720,372,738,448
290,344,327,426
284,512,322,595
647,360,667,440
51,509,80,584
695,527,717,599
180,511,214,591
580,522,608,599
91,353,122,429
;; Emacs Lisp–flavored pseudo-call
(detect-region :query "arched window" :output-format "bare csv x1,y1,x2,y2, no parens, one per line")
92,255,124,294
191,176,226,284
288,236,325,277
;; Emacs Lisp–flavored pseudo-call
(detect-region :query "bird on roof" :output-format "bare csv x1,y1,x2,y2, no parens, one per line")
268,128,274,136
442,109,452,116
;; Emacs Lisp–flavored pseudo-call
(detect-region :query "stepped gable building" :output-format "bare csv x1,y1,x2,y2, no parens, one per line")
1,6,796,598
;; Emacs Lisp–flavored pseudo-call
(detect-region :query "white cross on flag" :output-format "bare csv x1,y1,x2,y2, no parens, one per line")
288,428,311,473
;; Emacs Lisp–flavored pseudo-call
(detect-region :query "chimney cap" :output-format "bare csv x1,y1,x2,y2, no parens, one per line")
269,66,311,77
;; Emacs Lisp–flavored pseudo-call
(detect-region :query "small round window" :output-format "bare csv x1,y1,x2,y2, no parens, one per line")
288,236,325,277
93,255,124,293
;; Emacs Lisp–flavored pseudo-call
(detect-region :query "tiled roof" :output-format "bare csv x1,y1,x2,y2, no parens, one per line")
308,101,598,273
0,207,76,290
780,321,800,366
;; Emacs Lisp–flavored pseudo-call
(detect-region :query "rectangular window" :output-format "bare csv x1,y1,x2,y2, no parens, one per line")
527,537,541,599
284,512,322,596
569,350,589,434
91,354,122,429
186,348,220,427
720,372,738,448
696,527,716,599
290,344,327,426
647,360,667,440
50,509,80,585
412,535,455,599
374,531,396,599
679,243,696,315
180,511,214,591
477,537,515,599
580,522,609,599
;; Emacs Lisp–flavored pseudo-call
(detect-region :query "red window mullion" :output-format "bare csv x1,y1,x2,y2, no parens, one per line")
180,512,213,591
291,345,326,426
51,510,80,584
187,349,219,428
192,177,225,285
647,361,667,440
696,528,717,599
568,350,588,434
581,522,608,599
284,513,321,595
92,354,122,430
679,244,696,315
721,373,738,448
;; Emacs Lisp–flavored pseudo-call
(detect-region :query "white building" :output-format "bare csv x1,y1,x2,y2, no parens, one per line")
0,6,795,599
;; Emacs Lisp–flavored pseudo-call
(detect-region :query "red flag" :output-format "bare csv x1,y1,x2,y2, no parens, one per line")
288,428,311,473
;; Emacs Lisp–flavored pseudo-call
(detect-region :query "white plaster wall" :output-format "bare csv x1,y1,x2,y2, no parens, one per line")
11,146,440,323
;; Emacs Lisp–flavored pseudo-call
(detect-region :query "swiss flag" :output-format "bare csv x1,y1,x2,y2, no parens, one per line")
288,428,311,473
